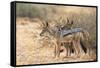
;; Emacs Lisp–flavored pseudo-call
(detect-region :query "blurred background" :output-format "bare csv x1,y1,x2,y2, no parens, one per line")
16,3,97,46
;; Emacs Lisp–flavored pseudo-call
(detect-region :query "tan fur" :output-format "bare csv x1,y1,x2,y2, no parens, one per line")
40,17,92,58
53,30,91,58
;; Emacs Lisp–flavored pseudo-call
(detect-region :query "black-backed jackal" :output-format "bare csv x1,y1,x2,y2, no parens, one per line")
39,16,94,58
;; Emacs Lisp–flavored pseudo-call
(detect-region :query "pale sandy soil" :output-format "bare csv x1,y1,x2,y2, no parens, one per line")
16,17,96,65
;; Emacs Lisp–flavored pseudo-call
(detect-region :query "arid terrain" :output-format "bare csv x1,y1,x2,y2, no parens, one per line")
16,3,97,65
16,17,96,65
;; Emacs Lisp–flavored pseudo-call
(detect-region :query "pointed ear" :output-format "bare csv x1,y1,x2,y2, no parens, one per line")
71,20,73,25
41,20,46,28
45,21,49,27
67,18,69,23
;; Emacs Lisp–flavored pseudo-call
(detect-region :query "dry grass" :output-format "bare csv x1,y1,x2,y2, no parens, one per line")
16,17,96,65
16,4,97,65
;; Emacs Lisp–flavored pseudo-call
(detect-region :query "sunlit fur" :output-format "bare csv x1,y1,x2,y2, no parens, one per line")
39,17,94,58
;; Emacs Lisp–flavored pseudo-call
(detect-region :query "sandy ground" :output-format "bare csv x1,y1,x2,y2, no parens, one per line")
16,18,96,65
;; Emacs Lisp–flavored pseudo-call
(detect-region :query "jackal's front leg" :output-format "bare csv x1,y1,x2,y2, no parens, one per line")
54,41,61,59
